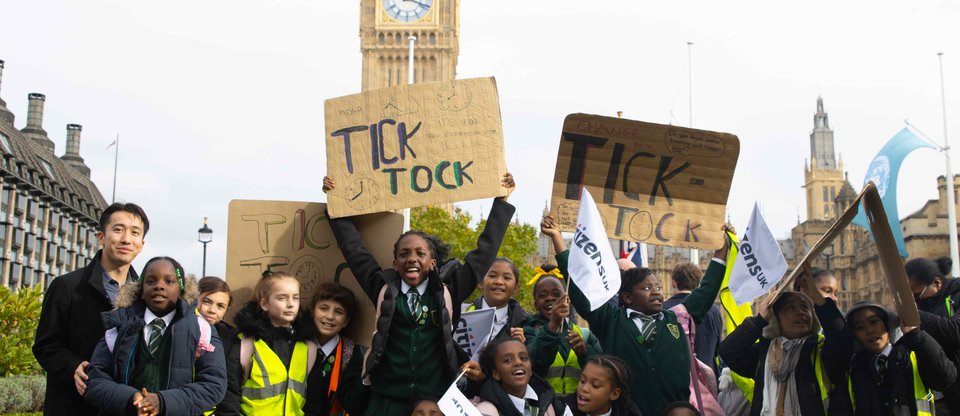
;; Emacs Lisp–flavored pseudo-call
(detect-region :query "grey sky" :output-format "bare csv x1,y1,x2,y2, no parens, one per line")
1,0,958,277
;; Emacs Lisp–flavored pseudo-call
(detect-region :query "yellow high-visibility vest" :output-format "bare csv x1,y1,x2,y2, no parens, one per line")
846,351,935,416
241,339,309,415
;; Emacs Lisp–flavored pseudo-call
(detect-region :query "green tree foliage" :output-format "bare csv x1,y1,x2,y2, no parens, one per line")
0,287,43,376
411,205,539,311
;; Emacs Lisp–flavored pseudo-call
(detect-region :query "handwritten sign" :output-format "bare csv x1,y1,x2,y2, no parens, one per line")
777,182,920,326
550,113,740,250
224,200,404,346
324,77,508,218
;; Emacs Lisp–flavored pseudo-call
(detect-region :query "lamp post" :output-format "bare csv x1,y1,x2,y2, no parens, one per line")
198,217,213,277
821,244,834,271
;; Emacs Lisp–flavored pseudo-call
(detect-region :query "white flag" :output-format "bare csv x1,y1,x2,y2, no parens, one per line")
453,308,496,361
438,382,483,416
568,189,621,311
729,202,788,304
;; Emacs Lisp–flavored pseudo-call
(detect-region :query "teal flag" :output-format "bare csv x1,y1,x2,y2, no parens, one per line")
852,127,936,257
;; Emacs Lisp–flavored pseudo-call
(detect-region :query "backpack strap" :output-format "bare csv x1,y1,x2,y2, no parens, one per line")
195,316,215,359
306,340,318,376
362,285,390,383
239,335,255,384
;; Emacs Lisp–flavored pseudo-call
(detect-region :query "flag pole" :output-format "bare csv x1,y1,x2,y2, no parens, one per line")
937,52,959,277
687,41,700,267
403,36,417,232
111,133,119,203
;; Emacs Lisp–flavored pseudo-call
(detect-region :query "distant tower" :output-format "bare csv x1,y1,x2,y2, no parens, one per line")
359,0,460,91
804,97,846,220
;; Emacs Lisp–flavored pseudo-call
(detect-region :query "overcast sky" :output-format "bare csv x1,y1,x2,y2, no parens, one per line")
1,0,958,277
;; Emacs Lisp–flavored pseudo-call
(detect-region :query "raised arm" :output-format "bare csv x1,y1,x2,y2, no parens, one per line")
542,216,618,336
448,173,517,304
718,315,766,377
681,225,733,323
815,298,853,384
918,310,960,349
325,176,387,302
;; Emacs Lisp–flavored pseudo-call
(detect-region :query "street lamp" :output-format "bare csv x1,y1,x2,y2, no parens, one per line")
198,217,213,277
821,244,834,271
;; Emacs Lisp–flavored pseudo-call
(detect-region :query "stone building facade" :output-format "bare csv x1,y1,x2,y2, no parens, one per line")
0,59,108,290
359,0,459,91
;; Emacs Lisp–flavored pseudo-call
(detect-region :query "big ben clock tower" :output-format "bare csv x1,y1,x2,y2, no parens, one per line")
359,0,460,91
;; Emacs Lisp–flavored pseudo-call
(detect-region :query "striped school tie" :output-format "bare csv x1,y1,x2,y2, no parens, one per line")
147,318,166,355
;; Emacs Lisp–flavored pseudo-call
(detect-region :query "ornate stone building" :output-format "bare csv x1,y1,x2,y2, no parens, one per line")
359,0,459,90
0,59,108,290
784,99,960,310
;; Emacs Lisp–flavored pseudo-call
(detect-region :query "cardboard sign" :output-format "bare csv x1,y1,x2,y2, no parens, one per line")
777,182,920,326
550,113,740,250
224,200,404,346
324,77,508,218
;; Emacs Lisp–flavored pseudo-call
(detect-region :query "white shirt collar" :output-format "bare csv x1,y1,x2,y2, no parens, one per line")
481,298,511,321
144,307,175,340
878,343,893,358
401,279,428,296
625,307,662,320
319,334,341,358
507,385,539,415
145,307,175,328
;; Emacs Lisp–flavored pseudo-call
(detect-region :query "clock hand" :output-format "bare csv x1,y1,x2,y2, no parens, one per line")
410,0,430,9
350,181,364,201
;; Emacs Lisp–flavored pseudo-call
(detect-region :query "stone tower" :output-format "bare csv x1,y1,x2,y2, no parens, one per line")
804,97,846,220
359,0,460,91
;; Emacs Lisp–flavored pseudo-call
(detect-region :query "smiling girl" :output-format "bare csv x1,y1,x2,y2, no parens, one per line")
84,257,226,416
466,258,528,343
473,338,565,416
324,173,516,415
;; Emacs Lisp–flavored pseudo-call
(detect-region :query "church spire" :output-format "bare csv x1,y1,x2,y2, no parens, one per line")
810,96,837,170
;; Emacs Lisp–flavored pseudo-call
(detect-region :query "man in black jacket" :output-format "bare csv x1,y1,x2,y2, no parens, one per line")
33,202,148,415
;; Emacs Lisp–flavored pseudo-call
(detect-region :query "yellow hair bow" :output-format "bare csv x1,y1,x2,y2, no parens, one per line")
526,267,564,286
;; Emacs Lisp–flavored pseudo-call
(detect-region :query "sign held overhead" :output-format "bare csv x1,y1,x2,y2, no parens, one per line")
325,77,508,218
551,113,740,250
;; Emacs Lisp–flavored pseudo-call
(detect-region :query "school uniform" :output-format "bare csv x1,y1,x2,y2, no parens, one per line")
84,292,227,416
560,394,643,416
472,373,564,416
524,314,602,397
467,297,528,343
232,301,315,415
304,335,368,416
328,198,515,415
212,321,241,416
557,249,724,416
826,302,956,416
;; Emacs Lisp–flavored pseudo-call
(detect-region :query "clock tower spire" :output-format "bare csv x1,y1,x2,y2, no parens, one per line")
359,0,460,91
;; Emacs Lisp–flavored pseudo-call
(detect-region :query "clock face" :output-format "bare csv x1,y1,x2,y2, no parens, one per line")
382,0,432,23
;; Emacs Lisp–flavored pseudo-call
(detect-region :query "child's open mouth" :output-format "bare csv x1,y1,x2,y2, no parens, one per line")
404,267,421,278
577,394,590,407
